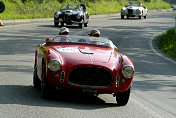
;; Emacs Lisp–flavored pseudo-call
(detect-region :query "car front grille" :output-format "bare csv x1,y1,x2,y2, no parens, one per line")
128,9,133,14
64,14,72,22
68,67,113,87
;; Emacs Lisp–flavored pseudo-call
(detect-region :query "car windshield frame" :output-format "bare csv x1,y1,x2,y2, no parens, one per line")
50,35,114,48
127,2,141,7
60,4,83,11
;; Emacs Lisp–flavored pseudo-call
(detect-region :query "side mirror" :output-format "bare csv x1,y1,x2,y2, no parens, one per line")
46,37,53,43
114,45,118,52
0,2,5,13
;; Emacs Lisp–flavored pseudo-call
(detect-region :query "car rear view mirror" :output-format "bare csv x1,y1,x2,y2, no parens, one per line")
46,37,53,43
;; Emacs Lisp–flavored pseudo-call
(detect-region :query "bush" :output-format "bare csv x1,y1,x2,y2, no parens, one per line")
0,0,171,20
157,28,176,59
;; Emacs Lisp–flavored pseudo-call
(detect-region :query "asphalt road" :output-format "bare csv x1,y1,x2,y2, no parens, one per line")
0,11,176,118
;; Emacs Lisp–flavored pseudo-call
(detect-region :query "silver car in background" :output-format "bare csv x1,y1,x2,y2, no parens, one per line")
121,1,148,19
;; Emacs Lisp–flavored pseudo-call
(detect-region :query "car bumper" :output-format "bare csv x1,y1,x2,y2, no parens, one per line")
46,68,133,94
54,18,83,24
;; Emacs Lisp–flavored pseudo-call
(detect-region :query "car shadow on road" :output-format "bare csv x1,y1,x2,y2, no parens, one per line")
0,85,119,109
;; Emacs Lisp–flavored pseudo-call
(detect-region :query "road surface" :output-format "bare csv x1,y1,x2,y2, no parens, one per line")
0,11,176,118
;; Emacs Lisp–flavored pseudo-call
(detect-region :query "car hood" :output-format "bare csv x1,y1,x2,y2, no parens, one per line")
52,45,113,63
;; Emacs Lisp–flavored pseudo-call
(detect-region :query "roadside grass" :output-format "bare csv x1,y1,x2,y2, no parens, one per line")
156,28,176,60
0,0,171,20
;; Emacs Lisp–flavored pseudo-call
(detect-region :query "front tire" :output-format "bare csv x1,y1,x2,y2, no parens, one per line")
144,16,147,19
121,15,124,19
84,22,88,27
61,22,64,27
79,23,83,28
139,16,141,19
115,87,131,106
33,64,41,88
54,22,59,27
41,63,55,99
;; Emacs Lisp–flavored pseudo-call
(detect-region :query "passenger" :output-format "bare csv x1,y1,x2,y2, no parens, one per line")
75,5,81,11
138,2,142,7
89,29,100,37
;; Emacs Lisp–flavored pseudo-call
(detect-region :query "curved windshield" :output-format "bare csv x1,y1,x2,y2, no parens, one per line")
128,2,141,7
51,35,114,48
60,4,83,11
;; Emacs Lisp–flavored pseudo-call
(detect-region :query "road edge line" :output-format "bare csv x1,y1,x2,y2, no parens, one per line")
149,31,176,65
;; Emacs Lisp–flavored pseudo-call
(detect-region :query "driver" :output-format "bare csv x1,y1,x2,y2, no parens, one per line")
59,27,69,35
59,27,71,42
88,29,100,45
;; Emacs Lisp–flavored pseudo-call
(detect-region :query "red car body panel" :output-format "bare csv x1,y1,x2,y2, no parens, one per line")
35,37,134,95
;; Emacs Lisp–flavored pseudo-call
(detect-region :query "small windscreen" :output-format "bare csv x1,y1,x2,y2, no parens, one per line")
51,35,114,48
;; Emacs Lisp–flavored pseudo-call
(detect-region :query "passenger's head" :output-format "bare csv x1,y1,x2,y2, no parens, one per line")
89,29,100,37
59,27,69,35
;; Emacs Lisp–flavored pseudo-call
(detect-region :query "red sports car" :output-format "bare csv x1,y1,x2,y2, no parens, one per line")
33,35,135,106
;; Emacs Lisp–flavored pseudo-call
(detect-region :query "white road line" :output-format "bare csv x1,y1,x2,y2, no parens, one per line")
149,32,176,65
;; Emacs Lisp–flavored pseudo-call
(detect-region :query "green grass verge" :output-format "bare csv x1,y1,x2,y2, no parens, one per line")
156,28,176,60
0,0,171,20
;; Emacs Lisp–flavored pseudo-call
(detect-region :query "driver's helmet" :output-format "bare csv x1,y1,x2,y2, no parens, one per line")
66,5,70,9
89,29,100,37
59,27,69,35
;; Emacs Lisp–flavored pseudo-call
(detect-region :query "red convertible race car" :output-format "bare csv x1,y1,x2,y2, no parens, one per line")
33,35,135,106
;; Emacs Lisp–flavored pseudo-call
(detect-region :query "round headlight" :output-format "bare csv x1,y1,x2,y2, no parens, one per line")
136,9,141,14
54,12,61,18
122,65,134,79
48,59,61,72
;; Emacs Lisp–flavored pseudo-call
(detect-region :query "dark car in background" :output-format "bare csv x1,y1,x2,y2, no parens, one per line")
54,4,89,28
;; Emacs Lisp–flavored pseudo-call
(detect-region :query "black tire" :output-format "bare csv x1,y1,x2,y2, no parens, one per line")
84,22,88,27
54,22,59,27
41,62,55,99
121,15,124,19
144,16,147,19
139,16,141,19
33,64,41,88
79,23,83,28
127,16,129,19
115,87,131,106
0,2,5,13
61,22,64,27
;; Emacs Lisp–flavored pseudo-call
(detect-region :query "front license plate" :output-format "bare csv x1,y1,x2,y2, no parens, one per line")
82,88,98,93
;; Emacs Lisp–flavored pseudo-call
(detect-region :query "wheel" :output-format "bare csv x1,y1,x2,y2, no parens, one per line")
79,23,83,28
33,64,41,88
54,22,59,27
40,62,55,99
127,16,129,19
84,22,88,27
144,16,147,19
115,87,131,106
61,22,64,27
138,16,141,19
121,15,124,19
